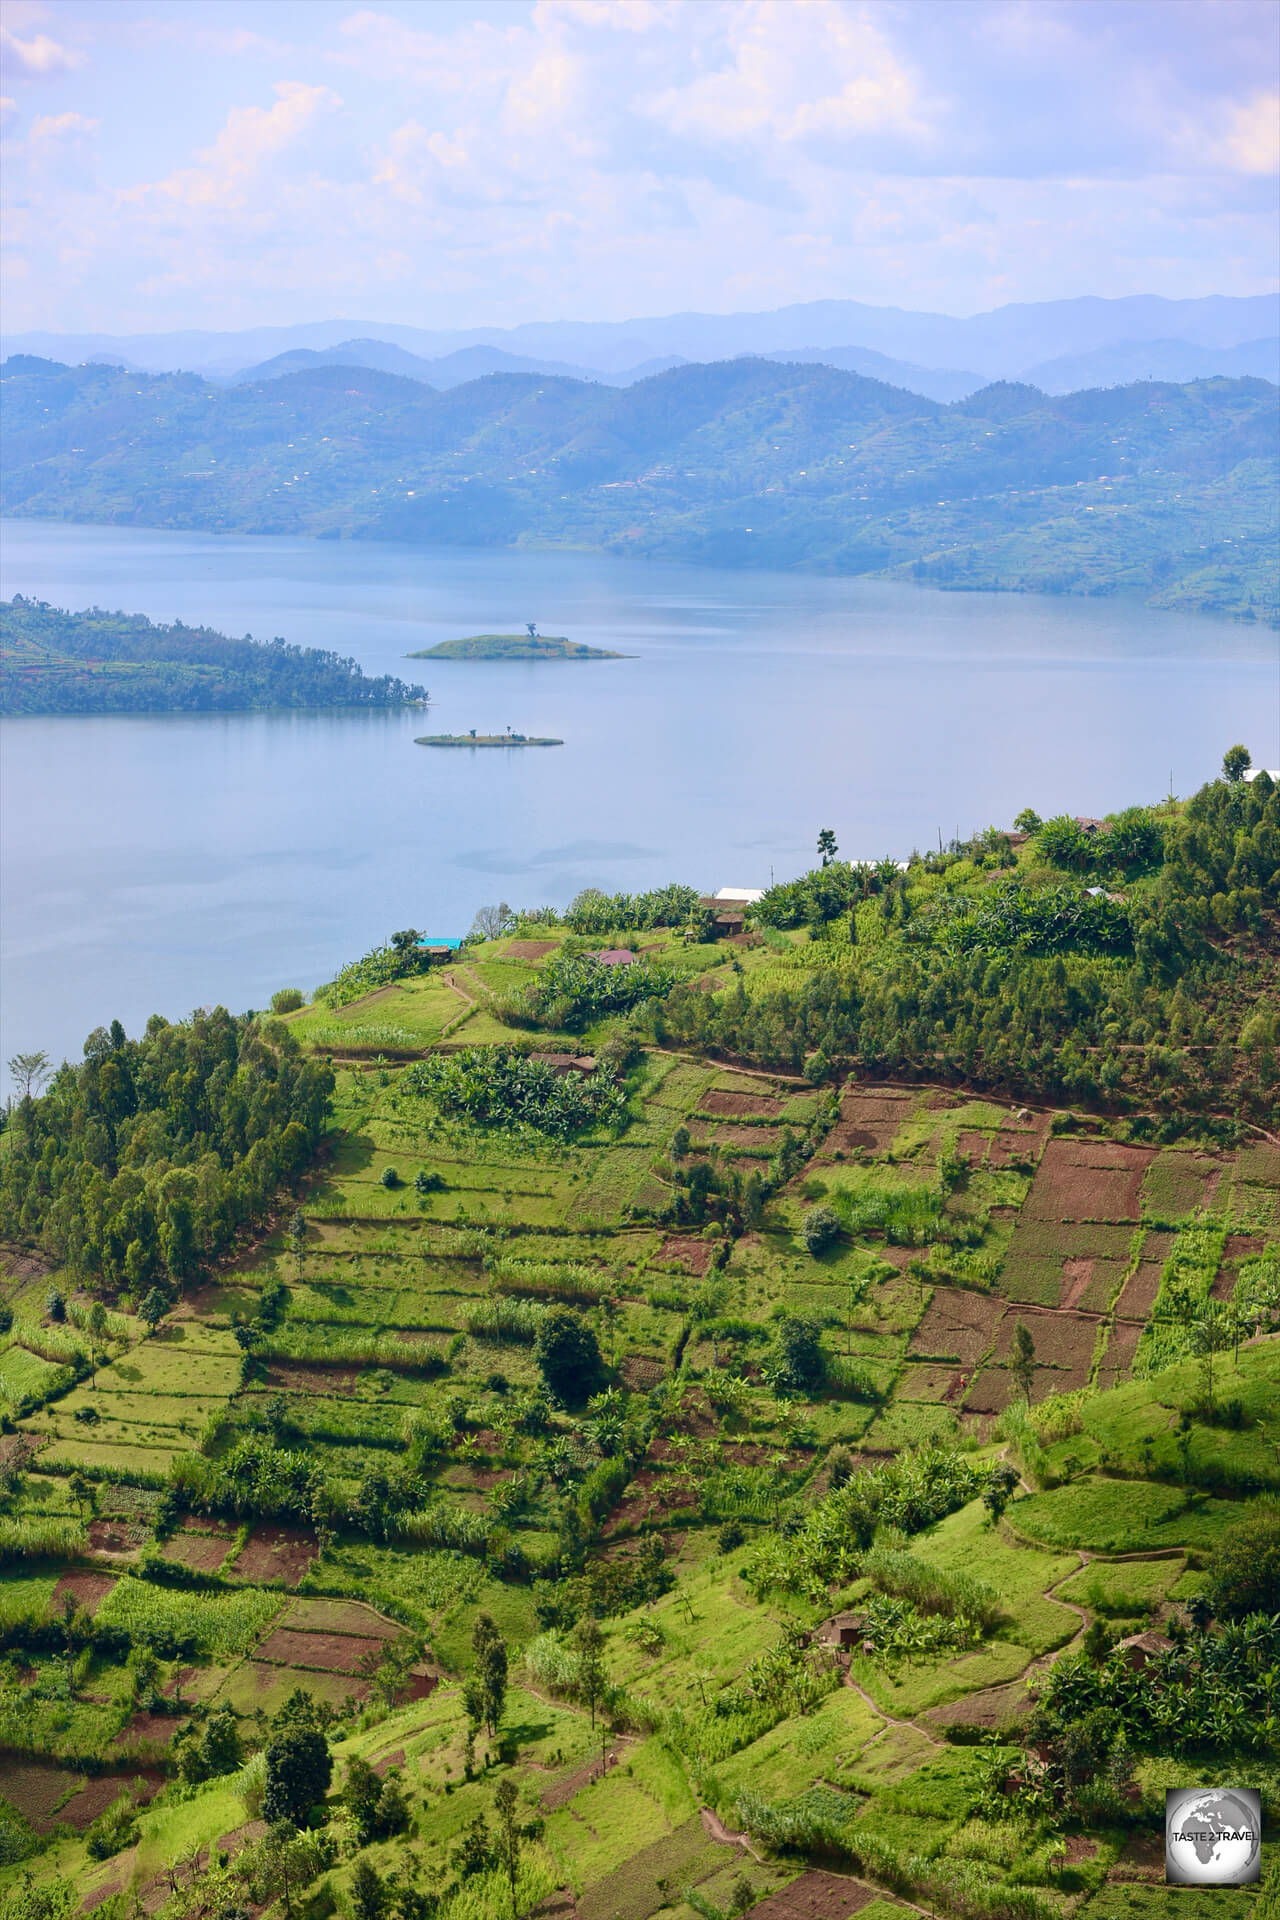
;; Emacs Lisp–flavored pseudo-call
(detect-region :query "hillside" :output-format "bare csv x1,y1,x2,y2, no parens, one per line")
0,598,428,714
2,355,1276,622
1,766,1277,1919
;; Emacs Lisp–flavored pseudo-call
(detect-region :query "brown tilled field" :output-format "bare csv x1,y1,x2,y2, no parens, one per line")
702,1089,784,1118
656,1235,714,1275
1115,1261,1165,1320
162,1525,237,1573
1024,1140,1148,1223
255,1627,388,1673
503,940,559,960
745,1870,874,1918
993,1307,1097,1385
1097,1320,1144,1389
51,1570,117,1612
227,1523,317,1585
909,1289,1005,1368
712,1125,783,1152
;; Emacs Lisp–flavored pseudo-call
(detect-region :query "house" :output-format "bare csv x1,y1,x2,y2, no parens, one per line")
1243,768,1280,784
416,938,462,966
712,887,765,904
698,897,748,937
815,1610,868,1650
1114,1629,1173,1670
530,1052,597,1076
1074,816,1107,833
595,948,637,967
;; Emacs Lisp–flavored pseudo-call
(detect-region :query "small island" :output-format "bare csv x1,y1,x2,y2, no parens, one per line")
407,630,625,661
415,730,563,748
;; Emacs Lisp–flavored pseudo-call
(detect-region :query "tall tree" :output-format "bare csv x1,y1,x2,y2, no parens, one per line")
1009,1320,1036,1405
494,1775,523,1917
7,1050,51,1101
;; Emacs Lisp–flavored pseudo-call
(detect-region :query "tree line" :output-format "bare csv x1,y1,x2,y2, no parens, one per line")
0,1008,334,1294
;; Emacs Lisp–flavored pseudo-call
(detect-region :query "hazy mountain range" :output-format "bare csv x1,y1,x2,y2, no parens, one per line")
3,352,1275,626
4,293,1276,404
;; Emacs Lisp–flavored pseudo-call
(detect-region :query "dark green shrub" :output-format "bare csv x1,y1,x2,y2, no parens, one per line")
1206,1505,1280,1620
802,1206,840,1256
380,1166,400,1189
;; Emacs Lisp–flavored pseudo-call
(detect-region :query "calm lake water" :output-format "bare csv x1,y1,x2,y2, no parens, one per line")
2,517,1277,1075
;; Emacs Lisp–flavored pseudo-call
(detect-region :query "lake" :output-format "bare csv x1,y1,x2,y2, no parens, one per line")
2,517,1276,1075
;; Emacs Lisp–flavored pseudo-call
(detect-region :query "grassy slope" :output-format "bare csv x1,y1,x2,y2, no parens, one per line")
1,919,1277,1919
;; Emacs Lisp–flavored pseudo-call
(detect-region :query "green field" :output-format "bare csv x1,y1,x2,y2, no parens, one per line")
1,841,1278,1920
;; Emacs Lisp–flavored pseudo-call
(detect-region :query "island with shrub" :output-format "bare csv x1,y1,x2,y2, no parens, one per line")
0,598,429,714
407,632,625,660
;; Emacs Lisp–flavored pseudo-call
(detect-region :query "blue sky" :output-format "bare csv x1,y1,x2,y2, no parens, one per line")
2,0,1277,333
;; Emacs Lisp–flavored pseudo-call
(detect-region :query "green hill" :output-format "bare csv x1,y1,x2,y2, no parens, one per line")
2,354,1275,621
408,633,625,659
1,766,1278,1916
0,597,428,714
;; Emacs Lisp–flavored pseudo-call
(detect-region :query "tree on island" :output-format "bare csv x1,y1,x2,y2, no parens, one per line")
526,621,538,639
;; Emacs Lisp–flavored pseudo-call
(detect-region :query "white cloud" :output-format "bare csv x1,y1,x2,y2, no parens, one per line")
0,26,82,75
125,82,342,211
646,1,929,146
1214,91,1280,175
30,110,97,140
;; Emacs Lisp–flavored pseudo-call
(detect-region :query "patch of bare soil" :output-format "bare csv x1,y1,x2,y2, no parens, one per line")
112,1711,180,1749
987,1133,1037,1168
1097,1320,1143,1389
51,1570,117,1613
1059,1258,1094,1311
228,1523,316,1586
993,1307,1097,1386
255,1627,387,1673
703,1090,784,1118
1025,1140,1148,1223
909,1288,1006,1367
656,1235,713,1275
539,1740,634,1812
1109,1833,1164,1882
0,1244,53,1279
714,1125,783,1152
505,940,559,960
746,1870,873,1918
964,1368,1014,1413
88,1517,148,1557
162,1525,237,1573
956,1131,992,1165
218,1818,268,1858
373,1746,406,1776
620,1355,666,1391
264,1363,360,1394
0,1759,83,1830
59,1770,164,1829
1116,1261,1164,1320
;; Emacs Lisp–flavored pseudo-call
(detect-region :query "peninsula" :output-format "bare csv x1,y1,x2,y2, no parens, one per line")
407,633,626,660
415,729,563,746
0,598,428,715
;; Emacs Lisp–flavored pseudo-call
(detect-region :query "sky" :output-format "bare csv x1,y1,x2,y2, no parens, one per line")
1,0,1277,335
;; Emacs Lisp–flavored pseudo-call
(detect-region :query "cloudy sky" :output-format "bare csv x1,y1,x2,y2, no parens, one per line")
2,0,1277,334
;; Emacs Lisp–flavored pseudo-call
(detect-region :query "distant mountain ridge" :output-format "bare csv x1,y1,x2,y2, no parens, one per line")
2,352,1274,625
6,290,1275,386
